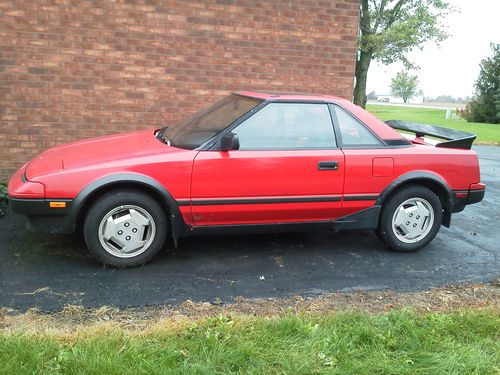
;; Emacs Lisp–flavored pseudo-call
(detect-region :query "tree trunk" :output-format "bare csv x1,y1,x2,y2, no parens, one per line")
353,50,372,108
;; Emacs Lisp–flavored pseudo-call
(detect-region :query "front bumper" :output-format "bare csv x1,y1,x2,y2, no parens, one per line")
9,197,73,216
8,164,77,234
9,197,45,215
8,197,75,233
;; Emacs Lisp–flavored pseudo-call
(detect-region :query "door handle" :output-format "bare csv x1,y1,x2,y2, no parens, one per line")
318,161,338,170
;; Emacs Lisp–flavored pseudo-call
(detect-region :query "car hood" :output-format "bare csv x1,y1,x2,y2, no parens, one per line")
25,129,175,179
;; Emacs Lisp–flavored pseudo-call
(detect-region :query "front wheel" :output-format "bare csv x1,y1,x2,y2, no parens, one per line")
377,186,443,252
83,190,167,267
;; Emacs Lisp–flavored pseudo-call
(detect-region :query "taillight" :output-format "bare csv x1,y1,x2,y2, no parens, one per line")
469,183,486,191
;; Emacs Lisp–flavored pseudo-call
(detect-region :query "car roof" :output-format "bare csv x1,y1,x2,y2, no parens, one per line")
233,90,346,103
233,90,407,142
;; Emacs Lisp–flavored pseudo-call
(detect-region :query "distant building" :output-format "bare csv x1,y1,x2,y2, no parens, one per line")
376,95,424,104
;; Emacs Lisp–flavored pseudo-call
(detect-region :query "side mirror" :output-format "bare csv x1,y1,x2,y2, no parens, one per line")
219,132,240,151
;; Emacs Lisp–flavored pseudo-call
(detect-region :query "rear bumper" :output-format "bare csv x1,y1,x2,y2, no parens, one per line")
451,186,485,213
466,188,485,205
8,197,75,234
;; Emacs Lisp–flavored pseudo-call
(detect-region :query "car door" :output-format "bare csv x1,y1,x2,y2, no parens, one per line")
329,103,394,218
190,102,345,226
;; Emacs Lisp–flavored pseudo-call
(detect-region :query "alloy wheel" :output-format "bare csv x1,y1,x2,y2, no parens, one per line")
391,197,435,244
98,205,156,258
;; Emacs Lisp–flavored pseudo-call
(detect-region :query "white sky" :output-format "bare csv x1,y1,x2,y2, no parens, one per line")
366,0,500,98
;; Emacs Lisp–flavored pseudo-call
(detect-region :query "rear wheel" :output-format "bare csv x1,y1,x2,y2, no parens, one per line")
83,190,167,267
377,186,442,252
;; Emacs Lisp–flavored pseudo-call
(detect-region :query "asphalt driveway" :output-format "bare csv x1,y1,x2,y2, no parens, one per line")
1,146,498,312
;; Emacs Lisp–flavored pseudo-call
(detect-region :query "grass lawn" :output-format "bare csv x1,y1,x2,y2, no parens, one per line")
367,104,500,145
1,309,498,374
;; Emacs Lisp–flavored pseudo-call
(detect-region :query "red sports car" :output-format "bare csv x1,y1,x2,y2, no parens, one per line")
8,91,485,267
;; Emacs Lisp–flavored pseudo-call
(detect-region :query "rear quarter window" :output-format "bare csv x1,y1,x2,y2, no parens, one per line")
331,105,382,147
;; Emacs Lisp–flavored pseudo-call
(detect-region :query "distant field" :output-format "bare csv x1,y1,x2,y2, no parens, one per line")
367,104,500,145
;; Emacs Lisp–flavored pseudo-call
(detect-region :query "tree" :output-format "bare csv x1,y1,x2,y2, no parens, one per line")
390,70,418,103
354,0,452,108
496,90,500,120
460,44,499,124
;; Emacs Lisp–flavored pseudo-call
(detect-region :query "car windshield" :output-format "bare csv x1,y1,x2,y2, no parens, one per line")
163,94,262,149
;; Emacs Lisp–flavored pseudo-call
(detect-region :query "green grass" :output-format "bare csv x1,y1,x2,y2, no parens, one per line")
1,309,498,374
367,104,500,144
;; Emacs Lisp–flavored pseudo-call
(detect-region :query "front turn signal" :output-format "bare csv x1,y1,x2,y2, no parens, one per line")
49,201,67,208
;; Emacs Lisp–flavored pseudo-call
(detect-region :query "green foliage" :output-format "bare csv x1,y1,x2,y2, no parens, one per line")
390,70,419,103
496,89,500,119
0,181,6,203
459,44,500,124
0,181,7,217
0,309,498,374
361,0,451,66
368,104,500,144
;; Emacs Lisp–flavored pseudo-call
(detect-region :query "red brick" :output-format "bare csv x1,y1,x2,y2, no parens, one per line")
0,0,359,179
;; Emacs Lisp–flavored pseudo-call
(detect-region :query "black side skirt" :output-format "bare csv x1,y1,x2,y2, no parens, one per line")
184,206,381,236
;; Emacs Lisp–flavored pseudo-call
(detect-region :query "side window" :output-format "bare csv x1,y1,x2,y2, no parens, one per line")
233,103,336,150
331,105,382,146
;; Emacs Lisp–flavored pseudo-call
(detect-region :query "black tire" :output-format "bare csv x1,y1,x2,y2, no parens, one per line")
377,185,442,252
83,189,167,267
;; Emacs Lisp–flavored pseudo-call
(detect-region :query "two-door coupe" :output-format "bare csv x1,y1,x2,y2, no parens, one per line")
8,91,485,267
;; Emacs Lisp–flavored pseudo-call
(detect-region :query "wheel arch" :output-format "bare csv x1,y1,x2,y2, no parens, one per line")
70,173,187,245
376,171,453,227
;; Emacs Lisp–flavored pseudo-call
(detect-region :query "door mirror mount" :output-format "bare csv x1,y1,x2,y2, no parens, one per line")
219,132,240,151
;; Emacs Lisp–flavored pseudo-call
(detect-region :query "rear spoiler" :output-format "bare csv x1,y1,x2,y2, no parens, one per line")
385,120,477,150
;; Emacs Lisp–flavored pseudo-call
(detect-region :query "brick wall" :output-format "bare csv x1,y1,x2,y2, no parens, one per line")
0,0,359,179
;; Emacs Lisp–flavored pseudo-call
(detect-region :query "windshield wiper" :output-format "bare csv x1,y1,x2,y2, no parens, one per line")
156,126,170,146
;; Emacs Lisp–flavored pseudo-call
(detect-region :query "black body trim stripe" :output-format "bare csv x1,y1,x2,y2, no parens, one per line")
343,195,379,201
178,196,342,206
175,195,382,206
